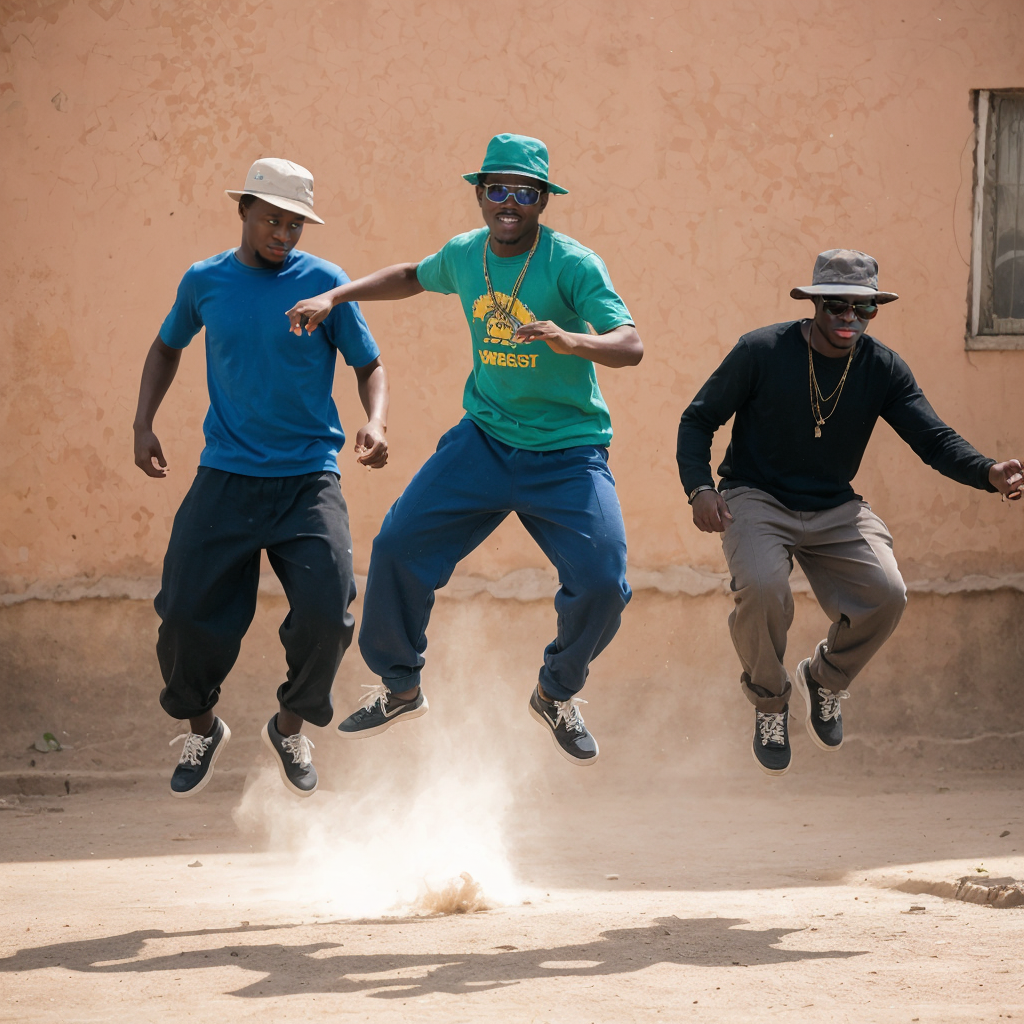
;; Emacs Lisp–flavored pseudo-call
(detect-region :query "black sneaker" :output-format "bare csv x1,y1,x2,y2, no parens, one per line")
337,683,429,739
261,715,317,797
528,686,599,766
752,706,791,776
796,659,849,751
169,717,230,798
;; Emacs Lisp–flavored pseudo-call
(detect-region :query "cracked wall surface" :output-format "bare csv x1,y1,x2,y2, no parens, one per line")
2,0,1023,600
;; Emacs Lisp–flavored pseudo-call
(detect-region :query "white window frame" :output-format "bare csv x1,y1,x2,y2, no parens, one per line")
968,89,1024,351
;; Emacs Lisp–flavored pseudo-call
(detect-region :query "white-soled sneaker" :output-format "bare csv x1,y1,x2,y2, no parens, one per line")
337,683,429,739
169,717,230,798
261,715,317,797
796,659,849,750
752,707,791,776
528,686,599,766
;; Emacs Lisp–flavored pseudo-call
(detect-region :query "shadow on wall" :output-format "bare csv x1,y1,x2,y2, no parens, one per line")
0,916,864,999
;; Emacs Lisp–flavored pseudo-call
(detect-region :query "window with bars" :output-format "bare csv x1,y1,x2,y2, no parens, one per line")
969,90,1024,349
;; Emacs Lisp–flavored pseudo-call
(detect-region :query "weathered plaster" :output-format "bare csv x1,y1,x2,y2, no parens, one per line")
3,565,1024,608
4,587,1023,772
1,0,1022,601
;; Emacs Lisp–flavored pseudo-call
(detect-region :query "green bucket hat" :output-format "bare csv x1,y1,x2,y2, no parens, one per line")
462,133,568,195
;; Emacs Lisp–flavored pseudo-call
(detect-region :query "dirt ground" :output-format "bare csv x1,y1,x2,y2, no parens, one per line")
2,721,1023,1024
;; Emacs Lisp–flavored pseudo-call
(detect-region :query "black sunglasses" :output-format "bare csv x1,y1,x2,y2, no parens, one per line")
484,183,544,206
821,298,878,320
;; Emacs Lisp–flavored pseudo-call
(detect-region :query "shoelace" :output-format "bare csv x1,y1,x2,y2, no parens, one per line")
756,712,786,747
359,682,391,712
816,686,850,723
280,733,314,767
169,732,212,766
553,696,588,734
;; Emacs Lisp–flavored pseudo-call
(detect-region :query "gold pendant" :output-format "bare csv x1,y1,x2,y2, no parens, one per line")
500,309,523,333
814,425,822,438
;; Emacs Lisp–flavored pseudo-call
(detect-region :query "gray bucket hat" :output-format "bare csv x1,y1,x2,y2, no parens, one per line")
790,249,899,304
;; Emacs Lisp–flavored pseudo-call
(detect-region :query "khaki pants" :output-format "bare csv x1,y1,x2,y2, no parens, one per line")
721,487,907,713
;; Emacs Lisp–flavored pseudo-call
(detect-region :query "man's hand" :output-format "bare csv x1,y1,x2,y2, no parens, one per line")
989,459,1024,500
133,337,180,475
513,320,576,355
134,427,169,478
691,489,733,532
286,293,333,336
353,420,388,469
512,321,642,367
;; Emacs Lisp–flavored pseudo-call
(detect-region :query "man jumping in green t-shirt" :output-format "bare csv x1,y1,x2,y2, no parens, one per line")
287,134,642,765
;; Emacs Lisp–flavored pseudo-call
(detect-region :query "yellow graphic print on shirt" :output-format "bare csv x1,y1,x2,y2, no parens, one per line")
472,292,541,370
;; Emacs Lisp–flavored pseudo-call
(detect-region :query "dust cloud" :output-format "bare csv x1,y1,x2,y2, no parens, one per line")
414,870,492,914
231,706,526,919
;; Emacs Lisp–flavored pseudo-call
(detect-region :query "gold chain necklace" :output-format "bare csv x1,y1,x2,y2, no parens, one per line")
481,227,540,337
807,320,855,438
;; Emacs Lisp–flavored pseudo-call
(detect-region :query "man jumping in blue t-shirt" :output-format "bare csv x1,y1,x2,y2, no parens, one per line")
287,134,643,766
133,159,389,799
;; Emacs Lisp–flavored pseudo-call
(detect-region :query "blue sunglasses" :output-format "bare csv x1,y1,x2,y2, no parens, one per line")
484,183,544,206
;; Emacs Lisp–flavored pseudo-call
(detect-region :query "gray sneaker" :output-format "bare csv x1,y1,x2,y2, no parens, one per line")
752,707,791,776
796,659,849,751
169,717,230,798
528,686,599,766
261,715,317,797
337,683,429,739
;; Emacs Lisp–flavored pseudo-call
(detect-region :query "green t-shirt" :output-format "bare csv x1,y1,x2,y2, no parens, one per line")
415,225,633,451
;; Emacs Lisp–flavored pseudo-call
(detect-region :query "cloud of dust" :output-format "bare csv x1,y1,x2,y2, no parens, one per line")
231,712,526,919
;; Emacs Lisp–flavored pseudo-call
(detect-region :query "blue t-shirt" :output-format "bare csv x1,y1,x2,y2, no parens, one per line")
159,249,379,477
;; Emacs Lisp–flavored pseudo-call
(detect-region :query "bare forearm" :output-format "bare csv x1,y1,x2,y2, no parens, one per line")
351,357,390,469
327,263,424,306
133,337,180,477
357,361,389,427
564,325,643,367
290,265,425,335
133,337,181,430
515,322,644,368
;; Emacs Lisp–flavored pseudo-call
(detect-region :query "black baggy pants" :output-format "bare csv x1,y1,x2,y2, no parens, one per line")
155,468,356,727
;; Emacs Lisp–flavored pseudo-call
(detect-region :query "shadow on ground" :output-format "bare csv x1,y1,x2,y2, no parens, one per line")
0,916,863,998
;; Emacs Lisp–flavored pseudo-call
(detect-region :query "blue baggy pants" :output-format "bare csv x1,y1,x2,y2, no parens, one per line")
358,419,631,701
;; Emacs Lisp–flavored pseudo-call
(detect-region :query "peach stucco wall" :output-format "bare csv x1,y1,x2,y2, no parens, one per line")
2,0,1023,600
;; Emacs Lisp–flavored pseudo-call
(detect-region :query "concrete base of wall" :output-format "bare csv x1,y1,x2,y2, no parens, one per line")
2,589,1022,782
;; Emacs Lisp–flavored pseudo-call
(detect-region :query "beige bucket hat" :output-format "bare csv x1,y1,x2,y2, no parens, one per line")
225,158,324,224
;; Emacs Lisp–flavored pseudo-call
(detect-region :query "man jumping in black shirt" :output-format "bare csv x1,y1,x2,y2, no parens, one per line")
677,249,1022,776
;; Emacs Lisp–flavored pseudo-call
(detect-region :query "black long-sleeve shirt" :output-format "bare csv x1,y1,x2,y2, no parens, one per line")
676,320,996,512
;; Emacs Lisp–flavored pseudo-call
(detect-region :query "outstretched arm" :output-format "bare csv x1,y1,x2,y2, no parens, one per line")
133,336,182,478
351,356,389,469
286,263,424,336
511,322,643,368
882,356,1021,498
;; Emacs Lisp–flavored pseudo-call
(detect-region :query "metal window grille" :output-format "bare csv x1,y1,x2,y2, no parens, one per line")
970,90,1024,348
